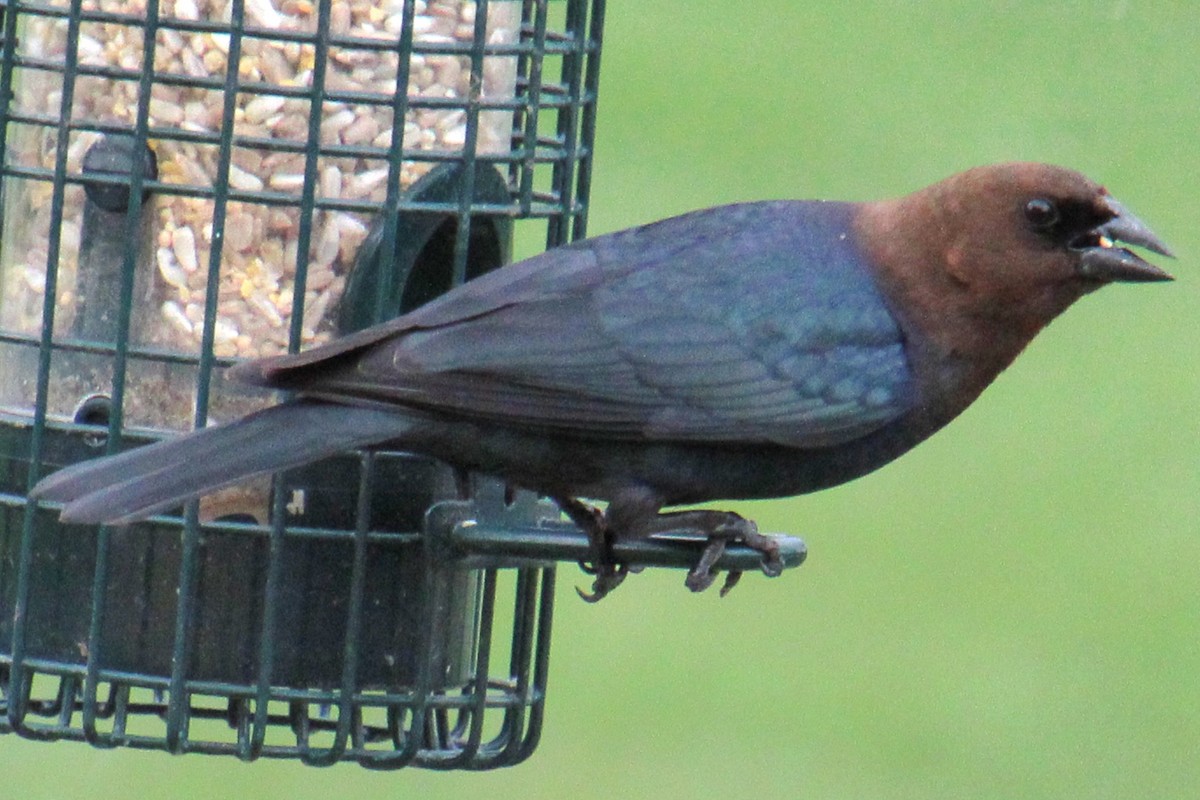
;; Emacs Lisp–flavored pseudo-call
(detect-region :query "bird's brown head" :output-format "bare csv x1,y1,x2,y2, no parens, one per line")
857,162,1173,371
921,162,1172,293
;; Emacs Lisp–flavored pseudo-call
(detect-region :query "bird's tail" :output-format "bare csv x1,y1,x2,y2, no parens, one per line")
31,401,416,525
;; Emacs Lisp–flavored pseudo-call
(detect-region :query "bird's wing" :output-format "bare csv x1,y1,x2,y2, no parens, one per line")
247,202,915,449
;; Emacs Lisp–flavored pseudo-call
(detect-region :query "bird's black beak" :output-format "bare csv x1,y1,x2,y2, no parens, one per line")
1076,197,1175,283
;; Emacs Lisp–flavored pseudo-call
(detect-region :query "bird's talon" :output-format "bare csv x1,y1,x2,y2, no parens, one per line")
718,570,743,597
575,584,604,603
733,524,782,578
575,562,629,602
760,554,784,578
685,566,716,593
683,535,727,593
756,540,784,577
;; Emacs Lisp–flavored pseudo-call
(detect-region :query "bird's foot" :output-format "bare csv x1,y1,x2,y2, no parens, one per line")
554,496,638,603
648,510,782,596
554,497,781,599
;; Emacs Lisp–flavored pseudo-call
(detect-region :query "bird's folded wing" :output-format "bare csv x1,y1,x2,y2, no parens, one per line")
243,202,917,449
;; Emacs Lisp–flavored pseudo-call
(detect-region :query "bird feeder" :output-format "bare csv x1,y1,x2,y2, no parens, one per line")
0,0,804,770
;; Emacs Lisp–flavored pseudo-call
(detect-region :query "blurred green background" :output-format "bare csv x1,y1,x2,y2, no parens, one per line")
4,2,1198,798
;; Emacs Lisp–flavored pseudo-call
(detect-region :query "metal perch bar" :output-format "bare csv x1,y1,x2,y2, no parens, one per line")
448,520,807,573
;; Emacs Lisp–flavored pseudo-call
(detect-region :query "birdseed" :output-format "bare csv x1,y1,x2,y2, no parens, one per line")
0,0,518,431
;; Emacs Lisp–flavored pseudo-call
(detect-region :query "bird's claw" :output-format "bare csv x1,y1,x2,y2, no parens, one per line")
575,562,632,603
557,495,642,602
724,517,783,578
684,515,782,596
718,570,743,597
742,527,784,578
685,563,743,596
685,536,727,592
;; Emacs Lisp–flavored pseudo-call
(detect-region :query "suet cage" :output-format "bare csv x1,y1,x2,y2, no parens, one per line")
0,0,804,770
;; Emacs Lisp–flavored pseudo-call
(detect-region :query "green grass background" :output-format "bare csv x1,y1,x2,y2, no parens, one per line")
4,2,1199,798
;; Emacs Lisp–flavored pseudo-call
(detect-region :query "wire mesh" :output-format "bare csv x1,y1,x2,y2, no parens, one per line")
0,0,605,769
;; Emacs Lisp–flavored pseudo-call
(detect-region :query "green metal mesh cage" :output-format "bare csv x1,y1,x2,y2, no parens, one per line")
0,0,606,769
0,0,805,771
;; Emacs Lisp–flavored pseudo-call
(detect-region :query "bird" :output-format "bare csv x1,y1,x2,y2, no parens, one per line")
32,162,1174,600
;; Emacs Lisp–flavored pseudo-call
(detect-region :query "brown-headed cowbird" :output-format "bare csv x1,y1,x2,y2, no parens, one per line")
33,163,1173,599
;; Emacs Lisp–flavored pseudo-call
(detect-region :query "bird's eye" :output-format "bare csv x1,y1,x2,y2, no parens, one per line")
1024,198,1060,230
